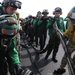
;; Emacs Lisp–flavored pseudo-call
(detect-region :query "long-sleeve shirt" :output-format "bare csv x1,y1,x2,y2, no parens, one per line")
47,17,65,36
64,18,75,44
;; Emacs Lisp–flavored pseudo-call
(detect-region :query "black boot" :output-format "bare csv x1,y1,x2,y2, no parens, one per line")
52,57,58,63
53,68,66,74
52,53,58,63
44,56,48,60
37,48,47,54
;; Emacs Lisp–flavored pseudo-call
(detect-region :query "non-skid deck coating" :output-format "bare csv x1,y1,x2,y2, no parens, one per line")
21,42,69,75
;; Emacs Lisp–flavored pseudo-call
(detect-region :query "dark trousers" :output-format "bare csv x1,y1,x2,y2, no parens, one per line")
34,32,39,47
0,47,8,75
0,46,22,75
39,30,47,50
28,27,35,44
43,35,60,59
0,46,16,75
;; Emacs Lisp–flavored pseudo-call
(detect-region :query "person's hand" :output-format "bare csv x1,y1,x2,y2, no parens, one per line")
48,16,56,24
5,17,18,25
63,35,69,41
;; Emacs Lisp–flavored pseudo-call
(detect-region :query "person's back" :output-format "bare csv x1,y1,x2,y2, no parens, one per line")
0,0,33,75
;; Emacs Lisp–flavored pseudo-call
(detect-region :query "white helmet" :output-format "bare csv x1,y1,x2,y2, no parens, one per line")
68,6,75,22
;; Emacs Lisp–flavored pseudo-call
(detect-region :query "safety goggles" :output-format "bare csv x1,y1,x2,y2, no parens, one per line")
9,1,22,9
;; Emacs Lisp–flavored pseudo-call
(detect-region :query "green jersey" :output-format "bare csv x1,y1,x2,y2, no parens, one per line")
47,17,65,36
0,4,20,65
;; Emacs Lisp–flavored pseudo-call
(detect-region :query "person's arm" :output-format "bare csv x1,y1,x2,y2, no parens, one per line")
46,20,53,29
33,19,37,25
58,17,65,32
37,19,42,26
63,25,72,36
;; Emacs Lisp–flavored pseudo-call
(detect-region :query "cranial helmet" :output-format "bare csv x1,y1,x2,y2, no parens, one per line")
37,11,41,14
67,6,75,22
2,0,22,9
42,9,49,14
53,7,62,15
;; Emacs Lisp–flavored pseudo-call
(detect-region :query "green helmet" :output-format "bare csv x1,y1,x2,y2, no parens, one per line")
1,24,19,36
2,0,22,9
0,15,19,37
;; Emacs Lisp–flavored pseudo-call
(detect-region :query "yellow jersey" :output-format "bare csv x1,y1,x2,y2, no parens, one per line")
64,19,75,44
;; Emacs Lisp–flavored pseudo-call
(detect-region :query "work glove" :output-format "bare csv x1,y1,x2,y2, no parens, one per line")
5,17,18,25
63,35,69,42
50,16,56,24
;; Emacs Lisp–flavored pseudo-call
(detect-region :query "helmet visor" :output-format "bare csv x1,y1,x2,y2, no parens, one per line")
69,12,75,19
10,1,22,9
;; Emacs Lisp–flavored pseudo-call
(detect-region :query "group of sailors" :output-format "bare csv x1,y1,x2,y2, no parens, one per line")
0,0,75,75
